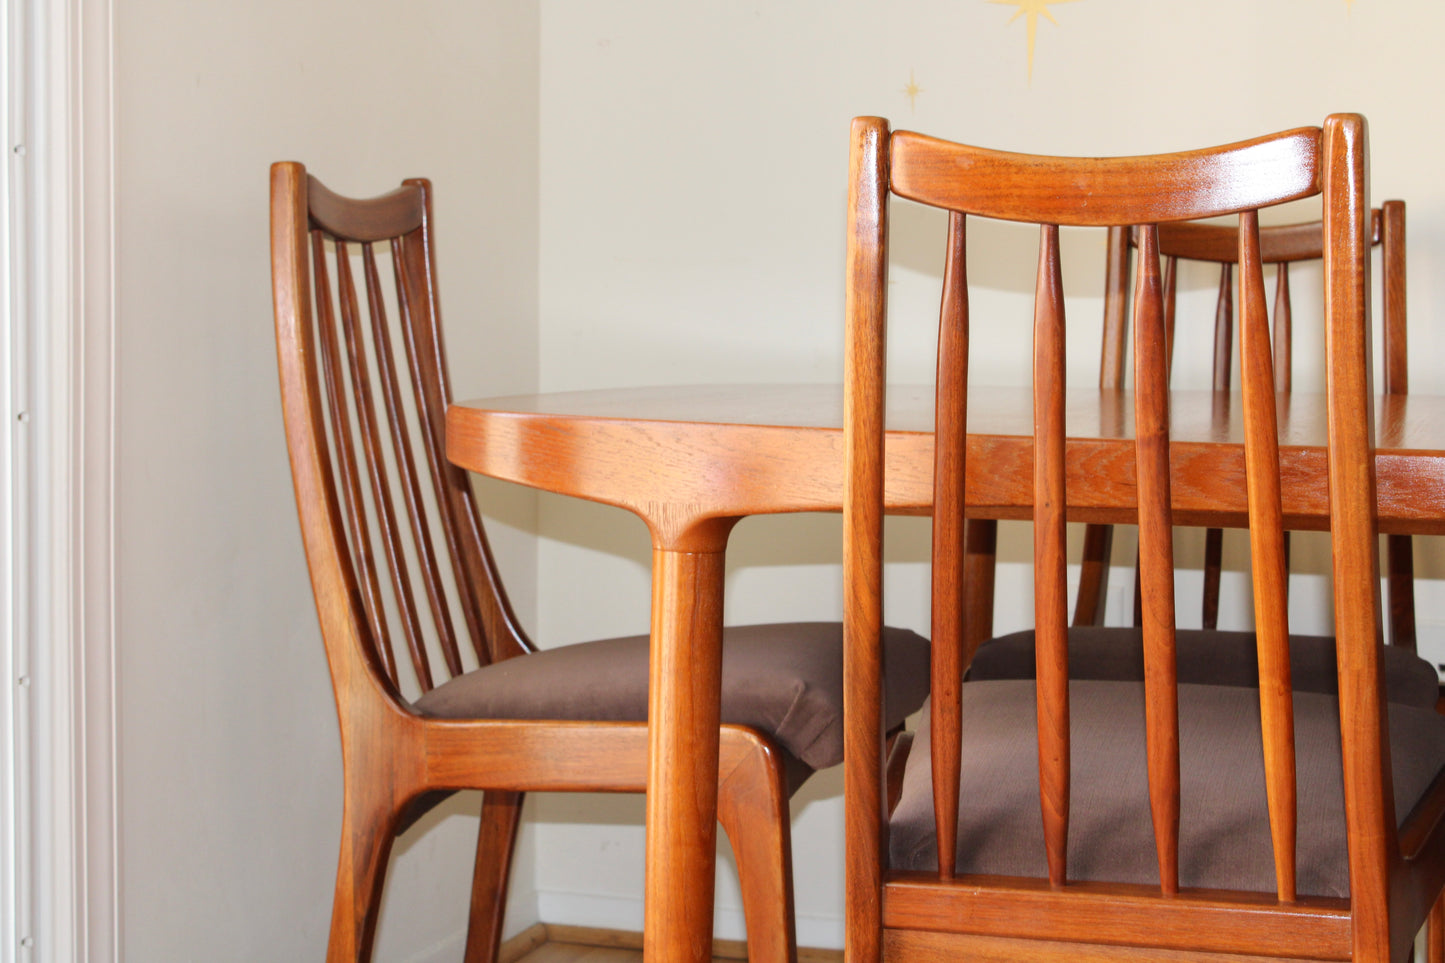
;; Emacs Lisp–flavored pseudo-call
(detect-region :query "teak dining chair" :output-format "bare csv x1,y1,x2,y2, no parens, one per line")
270,163,930,963
843,115,1445,963
1071,204,1412,641
965,203,1434,710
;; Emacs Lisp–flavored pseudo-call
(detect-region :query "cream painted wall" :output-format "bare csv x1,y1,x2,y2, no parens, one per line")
94,0,1445,957
536,0,1445,949
112,2,539,960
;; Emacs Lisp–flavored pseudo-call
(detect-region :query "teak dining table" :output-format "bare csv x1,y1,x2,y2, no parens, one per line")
445,382,1445,963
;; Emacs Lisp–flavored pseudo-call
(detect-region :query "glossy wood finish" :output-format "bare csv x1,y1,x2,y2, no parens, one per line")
841,115,1445,963
929,211,968,880
446,376,1445,962
1130,223,1183,897
1236,211,1297,901
1075,201,1411,641
446,377,1445,963
441,300,1445,963
271,164,796,963
449,384,1445,534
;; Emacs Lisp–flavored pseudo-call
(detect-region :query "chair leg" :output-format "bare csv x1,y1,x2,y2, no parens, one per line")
463,790,527,963
1072,523,1113,627
717,727,797,963
962,519,999,661
1201,527,1224,630
1428,889,1445,963
1386,533,1418,652
328,796,399,963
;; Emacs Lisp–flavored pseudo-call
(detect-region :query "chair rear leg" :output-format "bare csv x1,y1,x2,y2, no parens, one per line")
1072,523,1112,627
329,797,399,963
463,790,527,963
1201,527,1224,630
717,727,797,963
1429,889,1444,963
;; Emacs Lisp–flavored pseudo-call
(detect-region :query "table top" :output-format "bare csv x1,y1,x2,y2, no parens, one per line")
445,384,1445,536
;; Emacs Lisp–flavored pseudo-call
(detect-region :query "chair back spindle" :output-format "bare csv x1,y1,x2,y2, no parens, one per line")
1131,223,1183,895
1031,222,1072,888
278,170,533,703
842,116,1445,963
1080,205,1408,637
1236,208,1299,901
930,211,969,879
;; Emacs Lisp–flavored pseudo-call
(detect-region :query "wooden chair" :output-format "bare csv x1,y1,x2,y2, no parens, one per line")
269,163,930,963
842,116,1445,962
964,204,1433,714
1071,205,1412,641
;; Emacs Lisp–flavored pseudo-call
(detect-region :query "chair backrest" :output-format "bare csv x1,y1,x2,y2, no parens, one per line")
843,116,1403,959
1098,205,1406,395
1076,203,1411,636
270,163,531,706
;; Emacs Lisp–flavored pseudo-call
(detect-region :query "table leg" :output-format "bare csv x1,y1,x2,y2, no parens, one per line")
644,545,727,963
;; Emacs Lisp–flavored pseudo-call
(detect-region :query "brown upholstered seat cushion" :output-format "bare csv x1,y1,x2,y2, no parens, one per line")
969,626,1441,709
890,680,1445,897
414,622,930,774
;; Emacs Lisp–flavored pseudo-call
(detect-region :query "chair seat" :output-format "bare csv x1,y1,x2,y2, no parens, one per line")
416,622,930,773
890,680,1445,897
969,626,1441,709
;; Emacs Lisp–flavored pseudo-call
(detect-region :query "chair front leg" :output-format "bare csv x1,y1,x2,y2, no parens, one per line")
717,727,797,963
328,792,400,963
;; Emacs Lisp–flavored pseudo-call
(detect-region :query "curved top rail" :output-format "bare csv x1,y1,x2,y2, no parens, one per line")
304,170,425,242
888,124,1327,226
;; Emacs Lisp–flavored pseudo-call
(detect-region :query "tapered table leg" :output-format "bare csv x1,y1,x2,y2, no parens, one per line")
644,544,728,963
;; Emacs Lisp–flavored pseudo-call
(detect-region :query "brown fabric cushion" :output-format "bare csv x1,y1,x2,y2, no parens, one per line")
969,626,1441,709
414,622,930,773
890,680,1445,897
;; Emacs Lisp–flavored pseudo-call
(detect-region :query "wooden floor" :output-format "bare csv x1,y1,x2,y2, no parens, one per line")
501,923,843,963
512,939,656,963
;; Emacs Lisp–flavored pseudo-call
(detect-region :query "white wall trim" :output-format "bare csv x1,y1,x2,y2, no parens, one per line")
30,0,116,955
4,0,30,952
533,891,844,953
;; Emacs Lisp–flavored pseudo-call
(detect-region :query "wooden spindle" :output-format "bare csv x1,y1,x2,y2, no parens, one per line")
312,234,397,687
1212,263,1234,391
1099,225,1130,389
393,230,495,668
1132,225,1180,896
1033,223,1070,889
1074,225,1132,630
1272,264,1293,393
399,192,534,666
337,241,434,692
1238,210,1298,902
1162,255,1178,378
367,240,466,679
1380,200,1416,652
931,211,969,879
1200,263,1234,631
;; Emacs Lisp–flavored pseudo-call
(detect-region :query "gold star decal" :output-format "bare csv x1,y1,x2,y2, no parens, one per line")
988,0,1081,82
902,70,923,113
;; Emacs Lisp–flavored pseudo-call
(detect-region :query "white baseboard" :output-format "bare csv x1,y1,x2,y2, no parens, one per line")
402,929,467,963
396,884,541,963
396,886,844,962
535,890,843,951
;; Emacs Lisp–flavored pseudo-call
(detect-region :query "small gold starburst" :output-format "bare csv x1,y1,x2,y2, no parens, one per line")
902,70,923,113
988,0,1081,82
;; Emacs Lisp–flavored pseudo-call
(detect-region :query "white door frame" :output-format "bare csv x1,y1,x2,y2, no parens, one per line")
3,0,26,949
5,0,115,956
